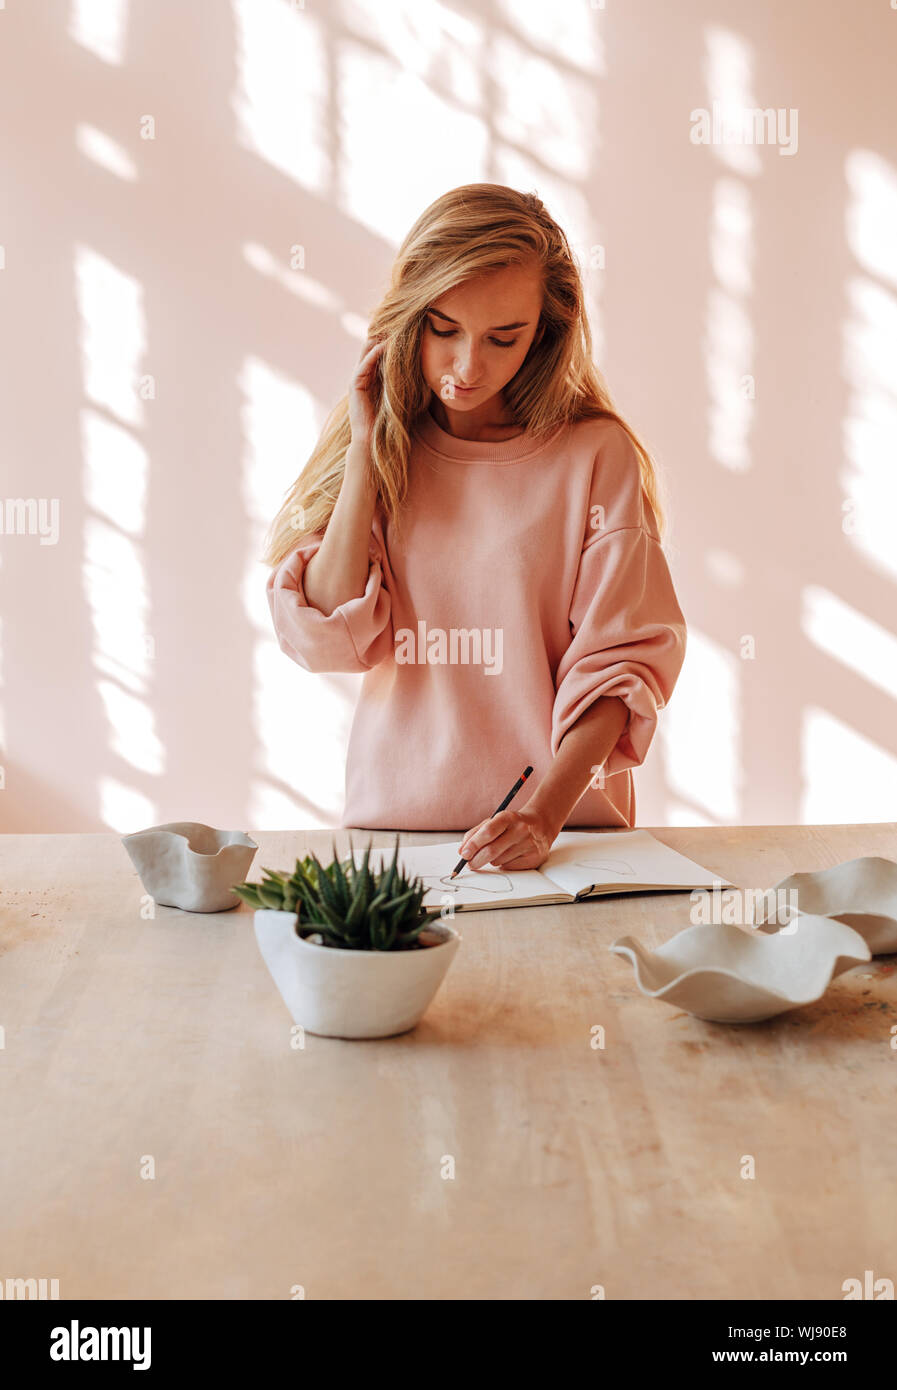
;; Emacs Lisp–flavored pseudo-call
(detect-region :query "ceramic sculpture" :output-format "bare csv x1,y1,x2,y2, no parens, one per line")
610,914,871,1023
121,821,258,913
750,856,897,955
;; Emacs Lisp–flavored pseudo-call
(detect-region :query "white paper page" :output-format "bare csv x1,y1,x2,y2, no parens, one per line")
365,840,561,910
540,829,732,897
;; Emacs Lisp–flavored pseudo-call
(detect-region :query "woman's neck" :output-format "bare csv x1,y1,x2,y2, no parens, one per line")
427,394,524,442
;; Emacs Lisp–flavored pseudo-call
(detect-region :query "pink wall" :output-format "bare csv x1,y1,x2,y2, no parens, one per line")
1,0,895,834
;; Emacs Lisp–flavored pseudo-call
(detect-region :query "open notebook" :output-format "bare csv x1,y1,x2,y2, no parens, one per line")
365,829,732,914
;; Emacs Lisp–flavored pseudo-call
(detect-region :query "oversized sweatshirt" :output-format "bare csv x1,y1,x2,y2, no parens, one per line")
266,408,687,832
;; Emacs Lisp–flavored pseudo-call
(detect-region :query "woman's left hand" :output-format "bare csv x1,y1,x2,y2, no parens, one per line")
457,806,559,873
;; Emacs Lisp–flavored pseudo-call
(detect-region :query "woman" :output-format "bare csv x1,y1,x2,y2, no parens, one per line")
263,184,687,872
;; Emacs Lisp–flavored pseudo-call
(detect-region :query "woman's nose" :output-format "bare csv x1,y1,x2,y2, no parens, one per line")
453,347,480,380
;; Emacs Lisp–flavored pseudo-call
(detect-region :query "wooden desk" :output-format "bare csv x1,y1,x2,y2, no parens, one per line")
1,823,895,1300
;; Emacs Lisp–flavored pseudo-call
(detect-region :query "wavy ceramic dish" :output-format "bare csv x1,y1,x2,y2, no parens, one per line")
121,821,258,912
750,855,897,955
610,913,871,1023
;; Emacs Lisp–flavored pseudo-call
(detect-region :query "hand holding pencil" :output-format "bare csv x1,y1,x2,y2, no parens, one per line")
447,772,553,878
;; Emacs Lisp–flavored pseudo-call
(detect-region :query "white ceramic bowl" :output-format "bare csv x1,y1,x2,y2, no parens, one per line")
610,913,871,1023
752,856,897,955
253,909,461,1038
121,821,258,912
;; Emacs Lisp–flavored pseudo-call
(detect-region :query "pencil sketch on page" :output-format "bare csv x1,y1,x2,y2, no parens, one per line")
570,859,637,877
418,872,516,896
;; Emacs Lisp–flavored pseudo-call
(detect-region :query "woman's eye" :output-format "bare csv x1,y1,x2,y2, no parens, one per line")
427,321,517,349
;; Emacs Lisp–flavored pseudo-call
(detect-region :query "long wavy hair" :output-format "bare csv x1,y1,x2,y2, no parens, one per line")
262,183,670,567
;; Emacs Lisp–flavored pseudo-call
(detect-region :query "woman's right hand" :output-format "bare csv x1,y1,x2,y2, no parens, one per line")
348,337,387,450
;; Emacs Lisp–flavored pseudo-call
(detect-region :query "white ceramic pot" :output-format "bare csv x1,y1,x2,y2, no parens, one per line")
121,821,258,912
253,909,462,1038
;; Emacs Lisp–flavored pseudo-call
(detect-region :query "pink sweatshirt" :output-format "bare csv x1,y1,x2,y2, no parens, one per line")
266,410,687,831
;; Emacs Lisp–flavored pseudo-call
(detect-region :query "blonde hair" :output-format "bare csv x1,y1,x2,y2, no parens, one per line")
262,183,669,567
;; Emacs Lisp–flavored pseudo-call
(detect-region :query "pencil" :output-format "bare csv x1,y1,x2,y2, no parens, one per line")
449,766,534,879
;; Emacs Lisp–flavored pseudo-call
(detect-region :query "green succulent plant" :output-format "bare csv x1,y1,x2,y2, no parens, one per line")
232,834,445,951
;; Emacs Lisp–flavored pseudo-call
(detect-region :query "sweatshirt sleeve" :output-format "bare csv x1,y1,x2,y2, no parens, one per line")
266,521,394,675
550,433,687,776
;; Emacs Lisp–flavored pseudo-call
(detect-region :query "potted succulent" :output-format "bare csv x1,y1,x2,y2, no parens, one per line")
233,836,461,1039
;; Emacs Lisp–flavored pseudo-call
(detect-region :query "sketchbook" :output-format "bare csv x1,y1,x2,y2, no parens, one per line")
365,829,733,914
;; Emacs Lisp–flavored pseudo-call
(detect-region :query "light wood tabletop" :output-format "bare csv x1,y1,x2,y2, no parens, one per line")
1,822,895,1300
